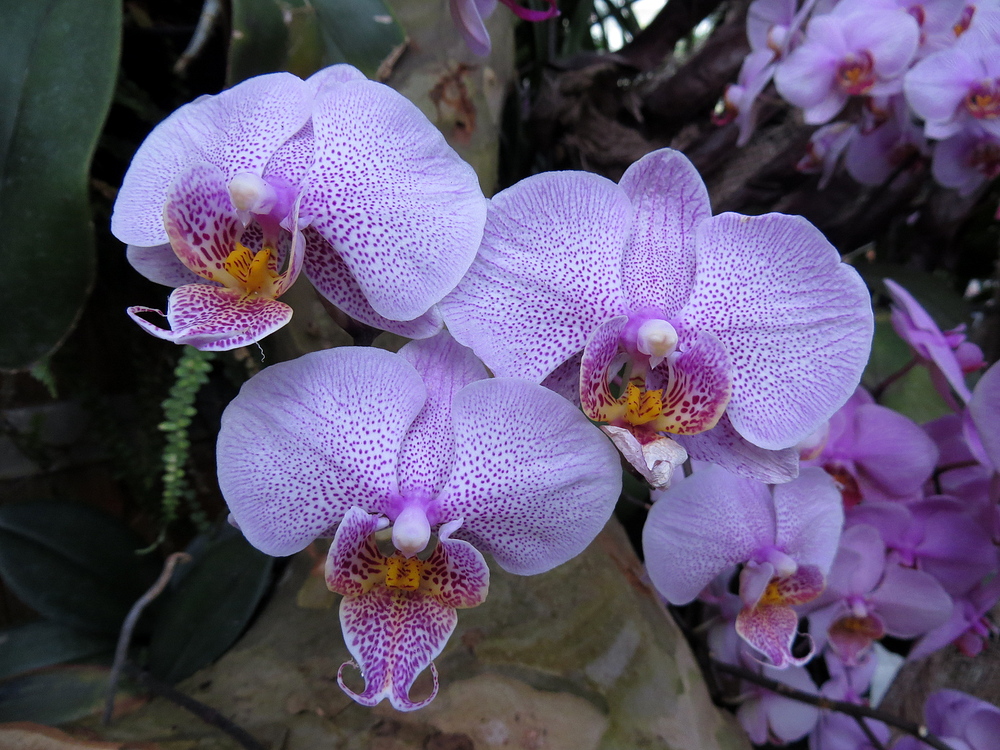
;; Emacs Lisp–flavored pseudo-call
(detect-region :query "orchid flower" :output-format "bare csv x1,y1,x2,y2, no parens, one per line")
216,332,621,710
643,465,844,667
441,148,873,487
774,7,920,124
883,278,985,406
114,65,487,348
893,690,1000,750
804,387,939,505
805,524,953,665
932,126,1000,194
450,0,558,56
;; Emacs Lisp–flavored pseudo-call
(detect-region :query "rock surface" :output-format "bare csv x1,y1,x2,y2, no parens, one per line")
89,520,749,750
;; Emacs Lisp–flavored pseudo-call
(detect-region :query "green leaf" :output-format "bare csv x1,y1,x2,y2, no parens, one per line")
147,533,273,683
0,500,160,634
0,621,114,680
0,665,140,724
0,0,121,371
227,0,404,84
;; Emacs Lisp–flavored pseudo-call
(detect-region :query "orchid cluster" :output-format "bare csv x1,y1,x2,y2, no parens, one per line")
112,62,997,742
719,0,1000,195
645,277,1000,748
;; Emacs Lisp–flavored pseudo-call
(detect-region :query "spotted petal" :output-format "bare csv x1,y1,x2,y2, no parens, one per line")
126,284,293,351
112,72,312,247
735,566,824,667
302,78,487,322
676,413,800,484
579,316,628,422
217,348,427,556
329,508,489,712
441,170,631,382
618,149,710,316
163,163,243,285
302,227,444,339
680,213,873,450
395,332,488,501
436,378,622,575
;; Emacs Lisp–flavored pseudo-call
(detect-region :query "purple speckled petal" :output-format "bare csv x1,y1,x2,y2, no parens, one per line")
302,226,444,339
676,413,800,483
618,149,710,316
645,328,733,435
217,347,426,556
736,600,811,668
162,163,242,284
306,63,367,94
127,284,293,351
540,351,583,407
773,467,843,574
681,213,873,450
579,316,628,421
126,243,203,287
441,170,631,381
436,378,622,575
301,79,487,322
112,72,311,247
969,360,1000,470
396,332,488,501
328,508,488,712
643,465,774,604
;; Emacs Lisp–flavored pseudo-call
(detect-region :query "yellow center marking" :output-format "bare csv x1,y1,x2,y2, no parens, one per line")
385,554,422,591
624,383,665,427
222,242,279,297
758,578,786,607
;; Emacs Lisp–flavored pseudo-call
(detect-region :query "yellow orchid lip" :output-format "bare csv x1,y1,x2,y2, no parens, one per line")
385,554,423,591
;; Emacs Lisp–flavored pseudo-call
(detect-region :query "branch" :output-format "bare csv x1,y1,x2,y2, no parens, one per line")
710,659,958,750
618,0,728,71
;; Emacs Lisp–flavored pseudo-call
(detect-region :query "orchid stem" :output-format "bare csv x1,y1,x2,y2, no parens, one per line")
853,714,887,750
102,551,191,725
710,659,958,750
871,356,919,402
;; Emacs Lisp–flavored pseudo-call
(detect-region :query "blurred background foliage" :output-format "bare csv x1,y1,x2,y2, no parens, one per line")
0,0,996,734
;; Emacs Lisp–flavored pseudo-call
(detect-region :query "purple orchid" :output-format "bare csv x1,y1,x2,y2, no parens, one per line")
797,121,859,187
804,387,939,505
737,661,820,744
932,126,1000,194
216,331,621,710
893,690,1000,750
774,7,920,124
441,147,873,486
967,359,1000,471
904,15,1000,140
806,524,953,665
909,574,1000,659
114,65,487,349
884,278,985,406
449,0,558,56
844,94,929,185
643,465,844,667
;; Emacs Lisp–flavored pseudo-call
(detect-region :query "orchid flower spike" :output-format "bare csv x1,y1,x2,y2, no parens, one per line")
216,331,621,710
441,148,873,487
643,465,845,667
113,65,487,349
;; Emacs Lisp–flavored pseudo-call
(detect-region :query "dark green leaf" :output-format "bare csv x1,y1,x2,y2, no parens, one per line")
0,500,160,634
312,0,405,78
147,534,273,683
0,665,139,724
0,621,114,680
0,0,121,371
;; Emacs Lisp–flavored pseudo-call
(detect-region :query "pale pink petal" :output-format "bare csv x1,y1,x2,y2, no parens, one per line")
871,563,953,637
302,79,487,322
441,170,631,382
643,466,775,604
617,149,710,316
450,0,497,56
126,243,202,287
681,212,873,450
772,467,844,573
602,426,687,489
436,378,622,575
126,284,292,351
217,348,426,556
969,360,1000,470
